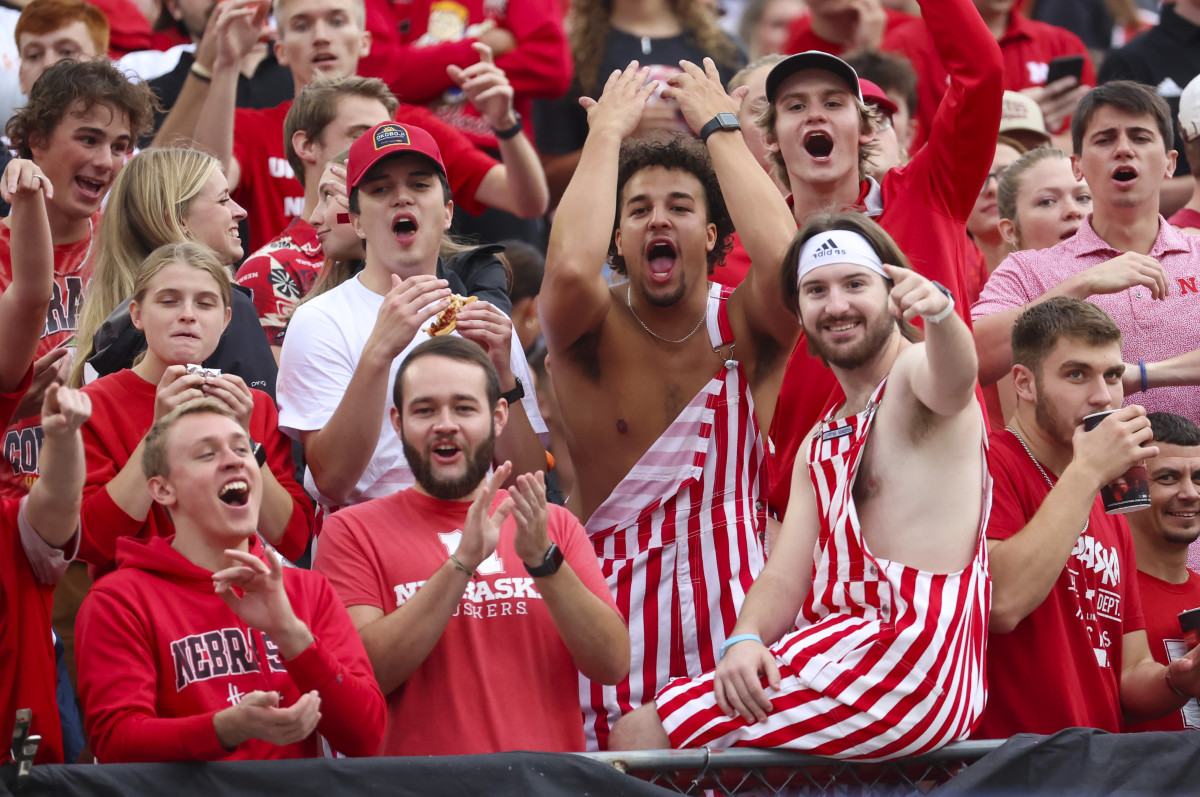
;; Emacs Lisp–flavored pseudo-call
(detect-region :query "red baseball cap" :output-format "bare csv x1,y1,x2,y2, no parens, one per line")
346,122,446,192
859,79,898,117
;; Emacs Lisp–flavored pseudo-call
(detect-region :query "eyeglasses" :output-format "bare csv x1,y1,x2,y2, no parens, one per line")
979,166,1009,194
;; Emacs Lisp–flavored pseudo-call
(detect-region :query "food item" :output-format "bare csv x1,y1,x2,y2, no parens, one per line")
426,294,477,337
185,364,222,379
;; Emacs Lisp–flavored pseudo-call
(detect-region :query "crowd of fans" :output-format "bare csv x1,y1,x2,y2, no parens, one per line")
3,0,1200,771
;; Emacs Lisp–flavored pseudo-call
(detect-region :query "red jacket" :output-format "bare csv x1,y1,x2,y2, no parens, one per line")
76,535,385,762
79,369,312,572
884,5,1094,148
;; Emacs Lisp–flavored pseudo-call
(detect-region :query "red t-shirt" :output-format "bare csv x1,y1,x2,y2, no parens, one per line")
232,101,496,252
85,0,188,56
765,0,1002,514
784,9,917,56
1168,207,1200,230
1122,570,1200,733
974,429,1145,738
314,487,620,756
234,219,325,347
0,223,96,499
884,11,1094,149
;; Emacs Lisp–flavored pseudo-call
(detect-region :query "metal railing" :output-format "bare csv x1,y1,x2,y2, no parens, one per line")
578,740,1003,795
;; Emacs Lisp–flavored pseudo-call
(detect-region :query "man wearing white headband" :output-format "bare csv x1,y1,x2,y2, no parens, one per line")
612,212,992,759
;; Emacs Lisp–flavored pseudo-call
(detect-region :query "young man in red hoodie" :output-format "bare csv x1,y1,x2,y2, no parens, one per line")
75,398,385,762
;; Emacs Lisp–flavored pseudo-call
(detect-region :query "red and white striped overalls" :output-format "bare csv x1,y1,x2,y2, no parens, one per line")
656,377,991,760
581,284,768,750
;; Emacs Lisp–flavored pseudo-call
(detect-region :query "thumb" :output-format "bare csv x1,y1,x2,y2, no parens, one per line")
579,96,598,112
489,496,514,529
391,273,403,291
730,85,750,104
472,41,494,64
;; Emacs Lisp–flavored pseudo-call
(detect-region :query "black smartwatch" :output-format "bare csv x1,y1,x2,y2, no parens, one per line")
500,376,524,405
525,543,564,577
493,112,524,140
699,112,741,144
250,440,267,468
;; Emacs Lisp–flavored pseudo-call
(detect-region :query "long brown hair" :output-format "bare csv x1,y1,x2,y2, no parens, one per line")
569,0,740,96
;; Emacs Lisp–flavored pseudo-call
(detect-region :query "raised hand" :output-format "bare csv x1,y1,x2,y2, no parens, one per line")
40,383,91,438
203,372,256,432
214,547,313,657
448,43,515,129
507,471,550,567
455,461,513,571
452,300,514,377
884,263,952,323
11,348,70,423
1020,78,1090,135
662,58,743,137
713,637,781,723
1,158,51,205
153,365,208,422
1070,404,1157,490
579,62,658,140
364,274,452,362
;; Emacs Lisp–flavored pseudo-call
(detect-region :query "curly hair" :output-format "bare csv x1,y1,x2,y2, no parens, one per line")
608,136,734,277
6,58,157,158
569,0,740,96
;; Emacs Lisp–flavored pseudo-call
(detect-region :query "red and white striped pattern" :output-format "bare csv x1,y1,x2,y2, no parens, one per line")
581,285,768,751
657,377,991,760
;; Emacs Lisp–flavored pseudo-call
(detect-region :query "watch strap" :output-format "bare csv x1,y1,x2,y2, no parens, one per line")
525,542,563,577
699,113,740,144
493,112,523,140
500,377,524,405
923,281,956,324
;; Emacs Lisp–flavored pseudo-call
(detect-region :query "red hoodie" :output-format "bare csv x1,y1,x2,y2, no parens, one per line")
76,535,385,763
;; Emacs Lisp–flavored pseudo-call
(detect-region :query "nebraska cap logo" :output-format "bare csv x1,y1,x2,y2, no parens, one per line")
373,124,410,150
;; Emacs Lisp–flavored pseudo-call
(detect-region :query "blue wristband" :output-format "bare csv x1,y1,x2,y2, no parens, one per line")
719,634,763,659
1139,360,1148,393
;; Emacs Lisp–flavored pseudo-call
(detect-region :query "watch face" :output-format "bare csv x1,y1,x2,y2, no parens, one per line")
718,112,740,128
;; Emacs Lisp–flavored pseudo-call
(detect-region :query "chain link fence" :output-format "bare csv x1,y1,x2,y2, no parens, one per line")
578,740,1002,795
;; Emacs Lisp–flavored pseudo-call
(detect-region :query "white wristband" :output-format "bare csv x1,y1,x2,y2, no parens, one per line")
922,298,955,324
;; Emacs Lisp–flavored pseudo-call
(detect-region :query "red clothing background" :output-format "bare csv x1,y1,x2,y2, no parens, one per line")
1122,569,1200,732
360,0,572,150
884,8,1094,149
232,101,496,252
234,219,325,347
974,429,1145,738
78,369,311,572
766,0,1002,514
0,498,65,764
315,487,619,756
0,224,96,499
784,9,917,56
76,535,384,763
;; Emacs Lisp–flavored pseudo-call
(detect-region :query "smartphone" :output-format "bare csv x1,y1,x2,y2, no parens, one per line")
1044,55,1084,87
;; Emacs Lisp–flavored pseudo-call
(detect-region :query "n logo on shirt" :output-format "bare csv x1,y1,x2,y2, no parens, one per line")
438,530,504,575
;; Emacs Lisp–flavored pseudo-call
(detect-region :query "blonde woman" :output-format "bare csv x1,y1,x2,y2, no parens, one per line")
70,148,276,396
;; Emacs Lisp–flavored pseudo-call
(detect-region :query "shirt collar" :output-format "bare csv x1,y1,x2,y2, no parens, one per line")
1068,213,1192,258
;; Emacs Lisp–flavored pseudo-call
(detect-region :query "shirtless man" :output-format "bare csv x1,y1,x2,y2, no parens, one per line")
541,61,799,748
610,211,990,759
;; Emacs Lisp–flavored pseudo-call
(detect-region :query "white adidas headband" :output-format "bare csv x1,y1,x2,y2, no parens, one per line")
796,230,889,285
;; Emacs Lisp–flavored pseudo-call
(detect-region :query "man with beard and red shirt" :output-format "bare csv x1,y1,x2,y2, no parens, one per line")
977,297,1200,737
314,336,627,755
158,0,547,252
0,58,155,498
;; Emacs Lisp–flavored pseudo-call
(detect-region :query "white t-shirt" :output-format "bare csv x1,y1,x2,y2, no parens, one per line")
277,274,547,509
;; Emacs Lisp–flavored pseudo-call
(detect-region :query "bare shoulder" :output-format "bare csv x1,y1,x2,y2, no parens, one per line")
876,343,981,444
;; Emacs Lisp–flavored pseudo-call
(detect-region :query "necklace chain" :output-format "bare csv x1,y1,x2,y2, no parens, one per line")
53,218,94,278
626,284,707,345
1006,425,1089,535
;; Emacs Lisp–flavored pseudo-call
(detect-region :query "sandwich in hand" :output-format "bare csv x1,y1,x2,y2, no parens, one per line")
426,294,478,337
